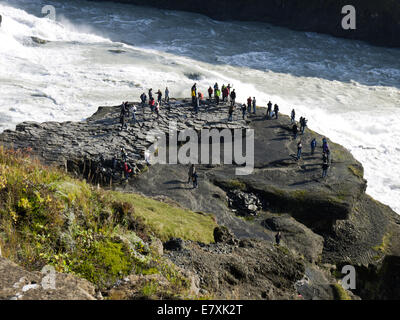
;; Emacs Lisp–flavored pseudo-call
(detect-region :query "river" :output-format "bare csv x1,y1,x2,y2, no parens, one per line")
0,0,399,213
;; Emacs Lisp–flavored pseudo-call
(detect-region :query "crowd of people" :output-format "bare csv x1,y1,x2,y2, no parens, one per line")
117,82,332,182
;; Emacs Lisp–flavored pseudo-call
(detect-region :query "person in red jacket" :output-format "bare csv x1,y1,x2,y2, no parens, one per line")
247,97,252,113
208,86,213,100
149,97,155,112
223,87,229,103
123,162,132,180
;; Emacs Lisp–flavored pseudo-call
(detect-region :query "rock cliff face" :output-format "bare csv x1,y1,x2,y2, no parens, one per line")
89,0,400,47
1,98,400,299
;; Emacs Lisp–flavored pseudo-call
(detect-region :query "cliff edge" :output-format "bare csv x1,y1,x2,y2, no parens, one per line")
1,98,400,299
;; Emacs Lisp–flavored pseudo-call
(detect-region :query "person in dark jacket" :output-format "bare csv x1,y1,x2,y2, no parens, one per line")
140,92,147,106
292,124,298,139
291,109,295,124
311,138,317,155
192,171,198,189
208,86,213,100
266,101,272,119
241,104,246,120
322,161,330,178
300,117,307,134
274,104,279,119
228,105,234,121
188,164,196,183
230,89,236,107
156,89,162,104
120,111,127,131
322,137,329,153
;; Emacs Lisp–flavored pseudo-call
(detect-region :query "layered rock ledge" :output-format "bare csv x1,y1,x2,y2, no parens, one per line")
1,98,400,299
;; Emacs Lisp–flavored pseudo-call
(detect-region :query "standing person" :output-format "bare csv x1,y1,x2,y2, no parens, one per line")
120,101,126,118
192,171,198,189
215,88,221,105
296,141,303,160
275,232,282,245
310,138,317,155
140,92,147,107
148,88,153,101
198,92,204,105
208,86,213,100
241,104,246,120
149,96,155,112
221,84,226,102
156,89,162,105
299,117,304,133
188,164,196,183
326,148,331,163
230,89,236,107
165,87,170,104
123,162,132,180
191,83,197,106
322,151,328,163
267,101,273,119
214,83,218,98
322,160,330,178
291,109,296,124
223,86,229,103
247,97,252,113
274,104,279,119
322,137,329,153
252,97,256,114
292,123,298,139
228,105,234,121
120,111,127,131
300,117,307,134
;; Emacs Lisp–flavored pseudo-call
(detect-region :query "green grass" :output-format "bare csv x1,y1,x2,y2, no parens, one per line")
332,283,352,300
104,192,217,243
0,146,215,294
218,179,247,191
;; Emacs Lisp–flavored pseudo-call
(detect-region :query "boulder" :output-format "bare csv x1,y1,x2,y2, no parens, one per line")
0,257,96,300
213,226,238,245
163,238,185,251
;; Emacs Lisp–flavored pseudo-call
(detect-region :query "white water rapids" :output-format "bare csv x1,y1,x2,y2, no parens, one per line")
0,0,399,213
